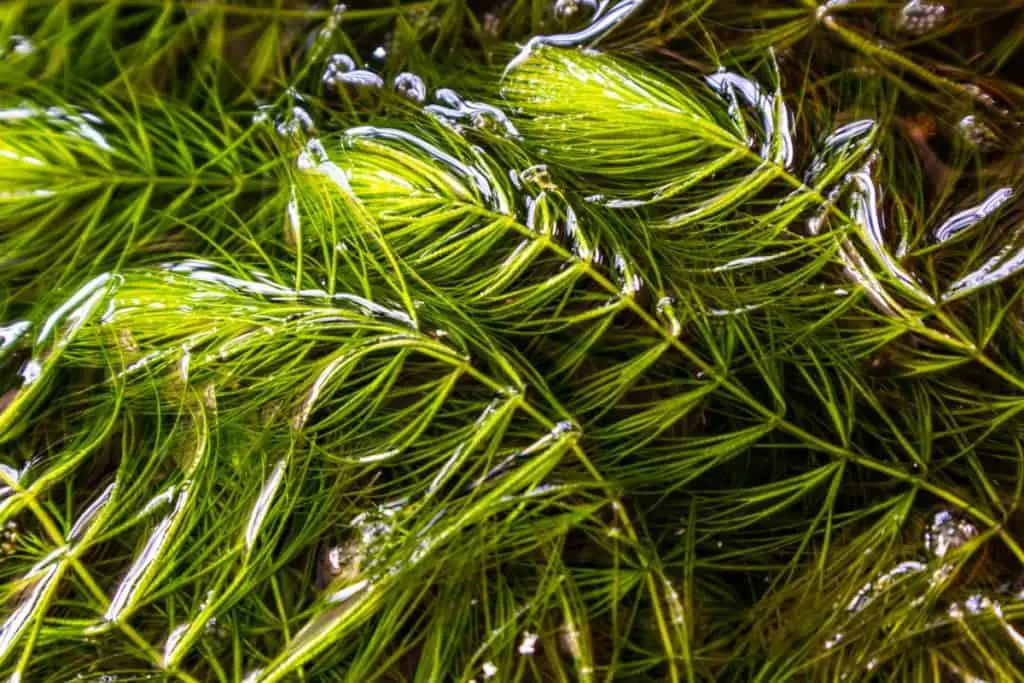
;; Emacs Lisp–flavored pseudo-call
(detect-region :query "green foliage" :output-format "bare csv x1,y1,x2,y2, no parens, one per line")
2,1,1024,681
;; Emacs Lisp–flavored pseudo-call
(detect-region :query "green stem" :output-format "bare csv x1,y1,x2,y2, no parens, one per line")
21,0,435,20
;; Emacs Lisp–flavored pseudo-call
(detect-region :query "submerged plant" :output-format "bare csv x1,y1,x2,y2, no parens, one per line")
2,0,1024,681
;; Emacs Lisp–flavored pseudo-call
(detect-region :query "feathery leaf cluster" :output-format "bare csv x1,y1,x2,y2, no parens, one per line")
2,1,1024,681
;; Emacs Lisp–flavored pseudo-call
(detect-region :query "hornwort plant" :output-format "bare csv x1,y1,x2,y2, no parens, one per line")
2,0,1024,680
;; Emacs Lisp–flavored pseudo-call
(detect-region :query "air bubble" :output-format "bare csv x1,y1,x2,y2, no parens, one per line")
276,107,315,137
899,0,947,35
846,165,934,306
424,88,519,138
518,631,538,655
958,114,996,148
706,70,794,169
346,126,508,213
324,53,355,79
924,510,977,559
804,119,876,184
0,321,30,357
816,0,856,20
554,0,598,19
518,164,555,189
323,54,383,90
847,560,926,612
934,188,1013,243
324,3,346,35
4,35,34,57
656,297,682,337
393,72,426,103
943,229,1024,301
252,104,272,126
506,0,644,74
3,105,112,151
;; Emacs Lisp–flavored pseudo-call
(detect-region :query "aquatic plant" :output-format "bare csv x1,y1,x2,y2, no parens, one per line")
2,0,1024,680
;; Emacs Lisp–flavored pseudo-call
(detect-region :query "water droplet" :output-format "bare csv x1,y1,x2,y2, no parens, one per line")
964,83,999,109
482,661,498,679
163,623,190,665
611,250,642,295
899,0,947,35
251,104,272,126
964,594,992,614
204,616,228,640
104,485,192,624
372,46,387,61
297,138,330,171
